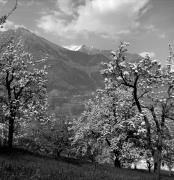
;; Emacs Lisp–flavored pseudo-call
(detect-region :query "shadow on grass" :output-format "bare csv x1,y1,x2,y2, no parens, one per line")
0,147,173,180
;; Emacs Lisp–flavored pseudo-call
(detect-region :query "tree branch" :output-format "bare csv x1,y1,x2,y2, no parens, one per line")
0,0,18,26
150,106,160,132
15,81,30,99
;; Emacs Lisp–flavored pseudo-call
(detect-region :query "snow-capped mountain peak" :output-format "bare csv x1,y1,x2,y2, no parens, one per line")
63,45,82,51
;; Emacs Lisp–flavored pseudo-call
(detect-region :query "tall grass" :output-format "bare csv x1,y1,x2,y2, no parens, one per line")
0,149,173,180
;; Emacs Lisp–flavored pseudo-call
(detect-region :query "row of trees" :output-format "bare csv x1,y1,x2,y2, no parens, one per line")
1,39,173,180
71,42,174,179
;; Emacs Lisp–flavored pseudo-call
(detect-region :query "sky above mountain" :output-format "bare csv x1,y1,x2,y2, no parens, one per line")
0,0,174,65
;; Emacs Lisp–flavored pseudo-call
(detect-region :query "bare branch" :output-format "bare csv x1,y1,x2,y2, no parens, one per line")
138,90,149,100
0,0,18,26
15,81,30,99
119,68,134,88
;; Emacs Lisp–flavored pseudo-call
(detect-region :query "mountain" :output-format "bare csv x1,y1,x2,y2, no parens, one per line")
78,44,142,63
0,28,141,117
64,44,103,54
0,28,109,94
65,44,141,63
78,45,102,55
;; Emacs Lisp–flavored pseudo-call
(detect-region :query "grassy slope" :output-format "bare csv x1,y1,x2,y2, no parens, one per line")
0,149,173,180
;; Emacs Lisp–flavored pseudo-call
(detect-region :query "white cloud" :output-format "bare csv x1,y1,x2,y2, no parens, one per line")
18,0,48,6
0,20,41,36
0,20,26,31
158,33,166,39
56,0,85,15
139,51,156,58
37,0,150,39
144,24,167,39
0,0,7,5
145,24,157,32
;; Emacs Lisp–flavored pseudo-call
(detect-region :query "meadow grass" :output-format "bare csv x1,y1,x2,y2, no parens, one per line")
0,148,173,180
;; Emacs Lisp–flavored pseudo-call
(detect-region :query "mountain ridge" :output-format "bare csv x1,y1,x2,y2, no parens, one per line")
0,28,142,117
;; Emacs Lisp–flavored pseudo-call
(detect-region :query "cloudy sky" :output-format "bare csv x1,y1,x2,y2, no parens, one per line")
0,0,174,64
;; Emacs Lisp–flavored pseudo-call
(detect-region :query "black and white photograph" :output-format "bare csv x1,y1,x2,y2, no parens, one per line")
0,0,174,179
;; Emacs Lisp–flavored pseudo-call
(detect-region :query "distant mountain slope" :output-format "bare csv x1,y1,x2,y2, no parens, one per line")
77,44,141,63
78,45,103,55
0,28,142,117
0,28,111,95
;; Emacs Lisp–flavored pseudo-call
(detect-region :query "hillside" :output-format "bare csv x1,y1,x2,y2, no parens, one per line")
0,28,108,94
0,28,142,118
78,44,142,63
0,149,173,180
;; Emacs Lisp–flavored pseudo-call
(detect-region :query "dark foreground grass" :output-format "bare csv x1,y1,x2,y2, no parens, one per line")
0,148,173,180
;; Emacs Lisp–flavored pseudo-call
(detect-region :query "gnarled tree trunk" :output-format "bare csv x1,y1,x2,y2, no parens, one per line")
153,139,162,180
8,116,14,150
114,156,121,168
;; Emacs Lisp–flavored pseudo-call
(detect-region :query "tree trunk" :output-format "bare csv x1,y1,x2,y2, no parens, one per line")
168,165,172,176
156,157,161,180
146,161,151,173
56,149,63,158
105,139,122,168
114,156,121,168
148,166,151,173
153,149,162,180
8,116,14,150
